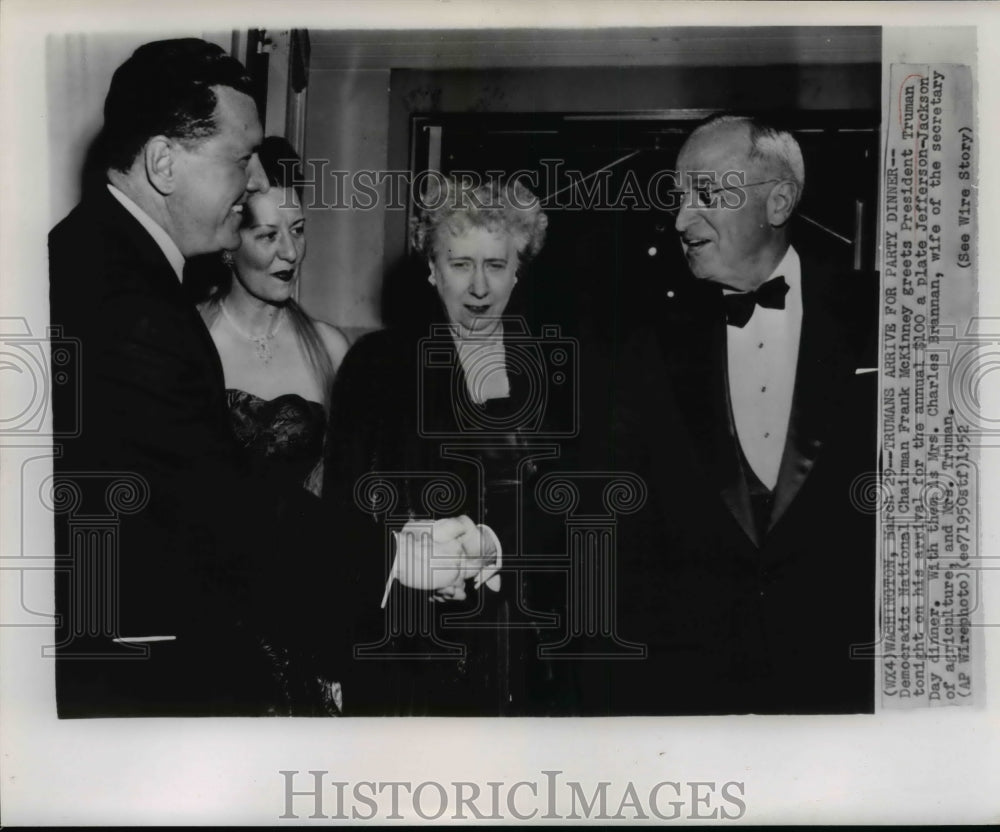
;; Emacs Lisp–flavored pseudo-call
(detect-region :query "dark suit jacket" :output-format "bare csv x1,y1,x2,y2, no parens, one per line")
49,187,283,716
582,247,878,714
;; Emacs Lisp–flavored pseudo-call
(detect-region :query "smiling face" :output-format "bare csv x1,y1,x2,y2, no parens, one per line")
674,122,784,292
429,224,519,333
231,186,306,304
168,85,267,257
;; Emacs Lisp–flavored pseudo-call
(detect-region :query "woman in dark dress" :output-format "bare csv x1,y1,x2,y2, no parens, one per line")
323,176,572,715
199,136,349,714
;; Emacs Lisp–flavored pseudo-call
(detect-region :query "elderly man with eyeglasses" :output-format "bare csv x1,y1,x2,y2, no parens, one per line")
579,113,878,716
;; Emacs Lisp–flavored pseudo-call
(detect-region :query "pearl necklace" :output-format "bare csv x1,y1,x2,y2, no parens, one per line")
220,301,284,365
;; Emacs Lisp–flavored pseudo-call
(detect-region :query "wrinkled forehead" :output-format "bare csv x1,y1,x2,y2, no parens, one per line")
676,124,756,178
435,221,510,244
431,221,518,261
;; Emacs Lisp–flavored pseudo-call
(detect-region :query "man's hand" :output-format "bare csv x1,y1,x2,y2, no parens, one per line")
429,520,503,602
391,515,495,592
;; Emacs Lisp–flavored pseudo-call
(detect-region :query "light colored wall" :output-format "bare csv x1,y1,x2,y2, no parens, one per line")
298,68,390,335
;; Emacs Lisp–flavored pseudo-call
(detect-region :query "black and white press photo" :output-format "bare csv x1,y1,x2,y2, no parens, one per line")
1,1,996,825
44,25,883,719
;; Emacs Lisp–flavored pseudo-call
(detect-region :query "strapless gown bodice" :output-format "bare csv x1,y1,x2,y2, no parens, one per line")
226,389,326,495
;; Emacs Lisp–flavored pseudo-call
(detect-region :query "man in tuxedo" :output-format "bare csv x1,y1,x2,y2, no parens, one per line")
594,114,877,714
49,39,277,715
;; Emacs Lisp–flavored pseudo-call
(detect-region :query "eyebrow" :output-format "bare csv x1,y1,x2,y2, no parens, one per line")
250,219,305,230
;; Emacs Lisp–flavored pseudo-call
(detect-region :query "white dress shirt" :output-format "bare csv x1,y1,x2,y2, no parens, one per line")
725,245,802,490
107,184,185,282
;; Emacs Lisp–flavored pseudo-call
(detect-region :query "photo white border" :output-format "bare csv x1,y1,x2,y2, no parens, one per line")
2,1,998,824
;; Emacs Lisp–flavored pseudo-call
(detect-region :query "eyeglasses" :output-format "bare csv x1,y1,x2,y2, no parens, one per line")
665,178,783,212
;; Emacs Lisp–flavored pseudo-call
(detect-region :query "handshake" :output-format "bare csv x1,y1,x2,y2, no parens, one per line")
381,515,502,607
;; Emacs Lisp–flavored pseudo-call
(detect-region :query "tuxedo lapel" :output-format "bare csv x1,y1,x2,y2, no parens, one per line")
769,260,866,531
659,286,759,547
97,188,227,396
660,256,872,546
97,187,182,295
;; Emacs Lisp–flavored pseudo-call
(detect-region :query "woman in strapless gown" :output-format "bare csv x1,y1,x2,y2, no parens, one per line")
199,137,349,714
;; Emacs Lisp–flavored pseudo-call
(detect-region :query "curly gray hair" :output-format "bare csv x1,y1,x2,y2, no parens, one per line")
410,175,548,266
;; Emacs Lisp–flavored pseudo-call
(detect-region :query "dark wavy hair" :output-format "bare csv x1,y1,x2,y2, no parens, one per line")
200,137,335,407
102,38,255,173
252,135,304,200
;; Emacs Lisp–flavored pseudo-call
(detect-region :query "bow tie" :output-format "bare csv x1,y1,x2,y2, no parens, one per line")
723,275,789,328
